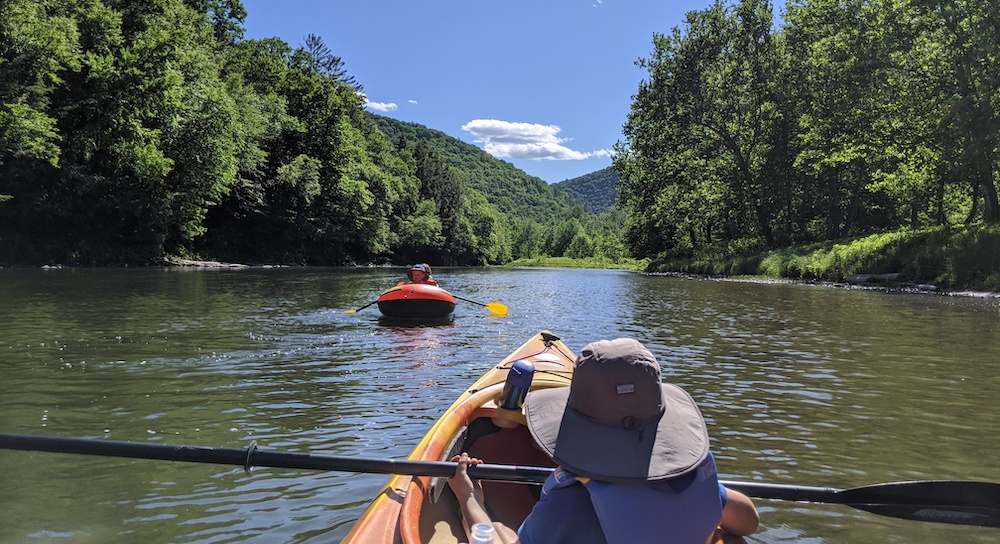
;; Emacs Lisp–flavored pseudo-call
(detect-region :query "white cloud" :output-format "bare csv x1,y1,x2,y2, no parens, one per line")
461,119,612,161
357,93,415,112
365,100,398,112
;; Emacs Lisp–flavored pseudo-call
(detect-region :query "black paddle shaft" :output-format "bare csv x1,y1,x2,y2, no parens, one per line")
722,480,1000,528
0,433,552,482
346,300,378,313
2,433,999,527
451,295,489,307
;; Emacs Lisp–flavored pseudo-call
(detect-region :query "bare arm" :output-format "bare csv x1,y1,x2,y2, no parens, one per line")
720,487,759,536
448,453,520,544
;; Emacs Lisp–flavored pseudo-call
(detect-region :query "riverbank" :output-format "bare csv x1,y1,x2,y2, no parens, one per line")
504,225,1000,296
504,255,649,270
648,272,1000,300
12,227,999,301
645,224,1000,295
163,257,251,268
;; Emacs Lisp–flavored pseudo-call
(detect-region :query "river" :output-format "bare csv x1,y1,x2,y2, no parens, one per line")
1,267,998,543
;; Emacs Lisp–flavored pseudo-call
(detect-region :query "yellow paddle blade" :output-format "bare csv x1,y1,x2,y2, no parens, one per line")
486,302,508,316
344,309,357,314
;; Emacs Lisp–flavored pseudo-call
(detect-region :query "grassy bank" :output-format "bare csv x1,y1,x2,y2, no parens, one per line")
647,224,1000,291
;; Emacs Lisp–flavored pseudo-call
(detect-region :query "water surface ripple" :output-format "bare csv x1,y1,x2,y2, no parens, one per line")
1,268,998,543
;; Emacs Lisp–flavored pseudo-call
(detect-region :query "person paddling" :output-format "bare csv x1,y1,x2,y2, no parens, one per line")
449,338,759,544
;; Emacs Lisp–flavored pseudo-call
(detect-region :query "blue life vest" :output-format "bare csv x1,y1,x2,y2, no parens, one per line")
518,452,726,544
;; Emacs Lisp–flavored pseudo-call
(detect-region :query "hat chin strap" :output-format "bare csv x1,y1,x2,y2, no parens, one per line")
620,416,646,441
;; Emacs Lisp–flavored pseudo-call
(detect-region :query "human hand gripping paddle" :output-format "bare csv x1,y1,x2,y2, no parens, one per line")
1,433,998,528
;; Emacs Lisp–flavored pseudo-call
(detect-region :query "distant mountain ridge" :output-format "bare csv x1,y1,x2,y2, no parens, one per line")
553,167,620,214
372,114,583,223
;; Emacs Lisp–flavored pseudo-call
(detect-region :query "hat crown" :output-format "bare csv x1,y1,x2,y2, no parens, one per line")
568,339,665,428
524,336,710,482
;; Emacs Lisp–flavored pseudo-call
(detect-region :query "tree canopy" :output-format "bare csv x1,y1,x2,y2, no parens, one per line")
4,0,995,276
614,0,1000,261
0,0,627,266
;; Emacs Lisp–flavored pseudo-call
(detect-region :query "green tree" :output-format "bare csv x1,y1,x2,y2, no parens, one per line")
0,0,78,213
616,0,786,257
904,0,1000,223
510,217,547,259
465,190,512,264
303,33,362,91
2,0,257,262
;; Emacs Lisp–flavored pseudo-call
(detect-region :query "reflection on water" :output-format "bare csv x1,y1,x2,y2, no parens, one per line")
1,268,998,543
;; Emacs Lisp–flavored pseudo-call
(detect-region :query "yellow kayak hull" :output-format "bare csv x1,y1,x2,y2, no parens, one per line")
341,330,746,544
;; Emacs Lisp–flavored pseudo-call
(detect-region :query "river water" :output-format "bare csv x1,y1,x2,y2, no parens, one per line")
1,267,998,544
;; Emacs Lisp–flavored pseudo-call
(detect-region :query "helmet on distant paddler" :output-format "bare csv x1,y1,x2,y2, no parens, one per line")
407,263,432,282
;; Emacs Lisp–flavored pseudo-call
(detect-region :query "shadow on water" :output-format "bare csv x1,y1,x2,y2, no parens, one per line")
377,315,456,329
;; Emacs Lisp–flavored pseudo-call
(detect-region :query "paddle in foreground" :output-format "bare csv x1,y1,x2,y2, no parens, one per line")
3,335,999,541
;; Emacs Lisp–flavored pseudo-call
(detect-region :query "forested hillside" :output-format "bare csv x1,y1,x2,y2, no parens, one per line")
0,0,628,267
372,116,583,223
553,167,620,214
372,115,631,264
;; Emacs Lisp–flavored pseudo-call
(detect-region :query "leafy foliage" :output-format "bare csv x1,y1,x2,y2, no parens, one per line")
615,0,1000,277
374,115,631,264
373,115,581,223
656,224,1000,290
0,1,624,267
5,0,992,284
553,167,619,214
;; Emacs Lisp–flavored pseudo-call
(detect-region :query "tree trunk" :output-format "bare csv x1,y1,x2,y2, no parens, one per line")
965,182,980,224
976,155,1000,223
755,203,775,247
935,175,946,225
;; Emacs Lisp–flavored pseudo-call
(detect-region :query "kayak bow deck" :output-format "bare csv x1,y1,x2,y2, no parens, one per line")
342,331,574,544
341,331,745,544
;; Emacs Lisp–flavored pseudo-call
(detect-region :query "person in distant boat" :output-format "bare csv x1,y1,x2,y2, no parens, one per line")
448,338,759,544
404,263,437,285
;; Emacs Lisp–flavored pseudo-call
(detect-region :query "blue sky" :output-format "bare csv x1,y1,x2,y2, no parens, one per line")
240,1,717,184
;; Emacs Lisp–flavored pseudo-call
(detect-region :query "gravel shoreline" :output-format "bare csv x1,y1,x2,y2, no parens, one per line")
649,272,1000,300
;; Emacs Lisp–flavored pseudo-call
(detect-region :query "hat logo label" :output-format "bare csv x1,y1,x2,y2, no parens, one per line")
616,383,635,395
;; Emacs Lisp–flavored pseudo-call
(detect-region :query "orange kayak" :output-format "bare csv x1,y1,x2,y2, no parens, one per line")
340,330,747,544
377,283,456,319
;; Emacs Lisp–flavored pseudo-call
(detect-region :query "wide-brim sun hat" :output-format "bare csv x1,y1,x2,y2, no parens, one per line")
525,338,709,483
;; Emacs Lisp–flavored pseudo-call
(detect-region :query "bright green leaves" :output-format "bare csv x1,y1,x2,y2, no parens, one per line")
398,199,445,249
618,0,784,256
0,99,61,167
617,0,1000,265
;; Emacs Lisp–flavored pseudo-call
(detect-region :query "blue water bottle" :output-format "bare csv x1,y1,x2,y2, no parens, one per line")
499,359,534,410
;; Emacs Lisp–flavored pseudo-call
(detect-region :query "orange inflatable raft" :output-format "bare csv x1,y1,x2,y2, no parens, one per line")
377,283,457,319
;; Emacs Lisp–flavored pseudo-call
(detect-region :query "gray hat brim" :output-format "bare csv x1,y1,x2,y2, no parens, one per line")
525,383,710,482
